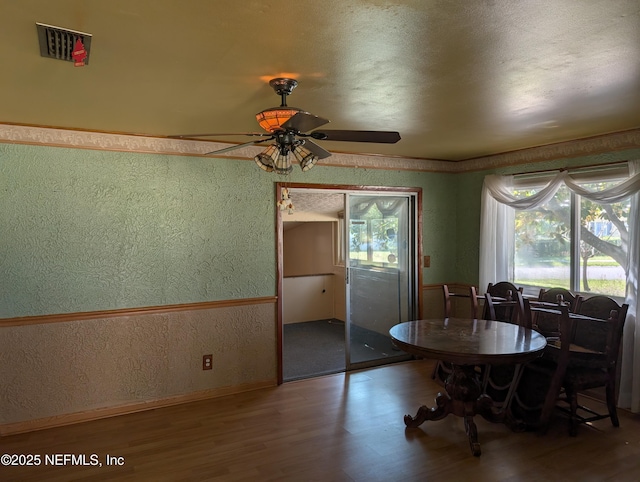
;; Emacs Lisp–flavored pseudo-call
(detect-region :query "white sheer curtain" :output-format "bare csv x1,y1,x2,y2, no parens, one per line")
479,161,640,411
620,160,640,411
479,180,514,291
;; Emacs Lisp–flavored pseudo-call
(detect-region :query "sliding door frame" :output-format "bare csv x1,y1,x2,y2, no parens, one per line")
276,182,423,384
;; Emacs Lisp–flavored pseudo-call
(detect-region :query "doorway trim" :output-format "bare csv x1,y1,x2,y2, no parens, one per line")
276,182,423,384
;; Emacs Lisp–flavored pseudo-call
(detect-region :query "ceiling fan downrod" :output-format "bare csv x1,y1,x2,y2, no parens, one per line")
269,78,298,107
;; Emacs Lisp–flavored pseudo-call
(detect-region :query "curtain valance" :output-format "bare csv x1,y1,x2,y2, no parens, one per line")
484,166,640,209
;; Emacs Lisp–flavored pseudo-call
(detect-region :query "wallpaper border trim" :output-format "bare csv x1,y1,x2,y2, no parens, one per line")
2,123,640,173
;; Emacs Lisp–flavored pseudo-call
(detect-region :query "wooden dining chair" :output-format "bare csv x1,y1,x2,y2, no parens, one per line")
433,284,477,384
538,287,582,311
482,289,530,409
508,299,567,428
576,295,628,326
442,283,478,319
473,281,523,323
484,290,528,328
533,288,582,337
537,297,628,436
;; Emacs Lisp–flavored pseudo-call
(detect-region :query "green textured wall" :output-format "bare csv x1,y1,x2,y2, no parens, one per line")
453,170,485,284
0,144,276,317
0,143,457,318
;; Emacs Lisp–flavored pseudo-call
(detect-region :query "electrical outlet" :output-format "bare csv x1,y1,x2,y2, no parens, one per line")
424,255,431,268
202,354,213,370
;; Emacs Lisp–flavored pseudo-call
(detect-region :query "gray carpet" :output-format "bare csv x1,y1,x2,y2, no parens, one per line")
283,319,408,381
283,320,346,381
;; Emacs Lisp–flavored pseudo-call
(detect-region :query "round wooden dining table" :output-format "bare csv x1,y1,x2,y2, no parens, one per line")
390,318,546,456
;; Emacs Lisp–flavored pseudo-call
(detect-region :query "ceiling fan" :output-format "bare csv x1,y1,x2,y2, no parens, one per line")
169,78,401,174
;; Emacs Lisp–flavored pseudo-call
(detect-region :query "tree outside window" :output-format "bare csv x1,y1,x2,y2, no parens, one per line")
513,182,630,297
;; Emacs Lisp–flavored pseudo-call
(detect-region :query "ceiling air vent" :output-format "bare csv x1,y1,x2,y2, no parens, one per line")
36,22,92,64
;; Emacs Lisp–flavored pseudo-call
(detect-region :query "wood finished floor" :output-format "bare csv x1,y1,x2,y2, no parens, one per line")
2,359,640,481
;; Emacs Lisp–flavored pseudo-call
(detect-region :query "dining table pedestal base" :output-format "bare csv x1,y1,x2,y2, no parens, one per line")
404,364,503,457
390,318,546,456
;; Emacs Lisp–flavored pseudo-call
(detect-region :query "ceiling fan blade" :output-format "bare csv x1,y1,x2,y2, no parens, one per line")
281,112,330,133
204,139,272,156
311,130,401,144
169,132,272,139
303,139,332,159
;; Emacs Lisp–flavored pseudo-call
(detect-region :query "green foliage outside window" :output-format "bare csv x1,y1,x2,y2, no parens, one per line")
513,182,629,297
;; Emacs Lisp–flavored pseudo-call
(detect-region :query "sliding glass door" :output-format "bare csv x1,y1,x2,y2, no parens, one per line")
345,193,417,369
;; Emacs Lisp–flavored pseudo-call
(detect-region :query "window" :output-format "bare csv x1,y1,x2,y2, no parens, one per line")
512,175,631,297
578,182,630,297
513,185,572,290
349,202,400,267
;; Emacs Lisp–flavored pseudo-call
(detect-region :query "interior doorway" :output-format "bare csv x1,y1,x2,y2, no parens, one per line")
277,183,422,384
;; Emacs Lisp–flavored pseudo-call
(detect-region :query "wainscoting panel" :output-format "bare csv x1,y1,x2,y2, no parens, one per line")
0,301,276,434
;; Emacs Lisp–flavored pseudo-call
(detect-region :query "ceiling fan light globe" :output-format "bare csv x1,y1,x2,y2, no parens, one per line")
275,167,293,175
300,157,318,172
273,151,293,175
254,145,277,172
255,154,274,172
293,145,319,172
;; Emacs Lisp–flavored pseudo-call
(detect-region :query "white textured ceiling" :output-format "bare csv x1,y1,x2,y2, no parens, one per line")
1,1,640,161
287,191,344,216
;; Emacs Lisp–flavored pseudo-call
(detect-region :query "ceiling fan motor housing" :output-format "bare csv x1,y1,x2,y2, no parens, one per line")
275,131,299,153
269,78,298,97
